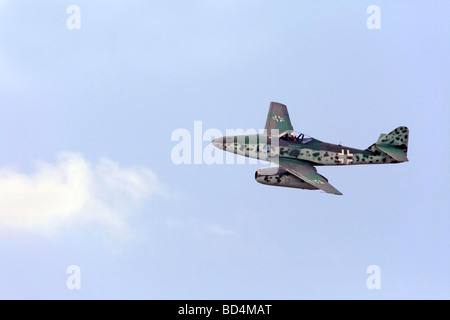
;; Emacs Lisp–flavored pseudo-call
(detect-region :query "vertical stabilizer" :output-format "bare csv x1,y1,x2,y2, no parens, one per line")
264,102,294,136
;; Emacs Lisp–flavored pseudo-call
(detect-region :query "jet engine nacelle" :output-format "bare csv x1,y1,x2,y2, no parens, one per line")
255,167,319,190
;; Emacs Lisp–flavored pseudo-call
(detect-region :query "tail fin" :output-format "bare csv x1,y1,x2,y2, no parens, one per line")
264,102,293,136
367,126,409,162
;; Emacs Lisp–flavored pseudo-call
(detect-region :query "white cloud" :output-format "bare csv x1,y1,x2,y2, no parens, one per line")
0,152,163,237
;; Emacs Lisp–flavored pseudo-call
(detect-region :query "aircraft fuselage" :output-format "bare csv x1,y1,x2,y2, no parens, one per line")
212,134,400,166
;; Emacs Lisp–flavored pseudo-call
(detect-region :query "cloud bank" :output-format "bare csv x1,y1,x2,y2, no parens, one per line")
0,152,162,237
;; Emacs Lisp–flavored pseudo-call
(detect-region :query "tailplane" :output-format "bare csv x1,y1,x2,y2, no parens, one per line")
366,126,409,162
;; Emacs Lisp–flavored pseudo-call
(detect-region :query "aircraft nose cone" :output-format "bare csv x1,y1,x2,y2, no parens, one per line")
212,137,224,149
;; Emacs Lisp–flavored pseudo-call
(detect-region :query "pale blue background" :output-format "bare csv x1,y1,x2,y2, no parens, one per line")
0,0,448,299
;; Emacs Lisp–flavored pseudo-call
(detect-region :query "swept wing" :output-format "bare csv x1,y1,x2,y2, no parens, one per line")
278,158,343,195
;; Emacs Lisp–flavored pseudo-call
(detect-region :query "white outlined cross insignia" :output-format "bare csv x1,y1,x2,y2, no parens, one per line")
338,149,353,164
272,115,285,122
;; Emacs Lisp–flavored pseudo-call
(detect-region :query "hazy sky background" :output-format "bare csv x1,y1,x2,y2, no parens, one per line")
0,0,448,299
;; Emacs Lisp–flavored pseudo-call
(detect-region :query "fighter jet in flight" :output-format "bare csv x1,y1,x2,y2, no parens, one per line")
211,102,409,195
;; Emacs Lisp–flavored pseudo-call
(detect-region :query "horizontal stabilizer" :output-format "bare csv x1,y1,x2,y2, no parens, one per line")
376,145,408,162
367,126,409,162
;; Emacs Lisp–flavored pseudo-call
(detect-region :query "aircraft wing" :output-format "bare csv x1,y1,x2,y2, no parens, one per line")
278,158,343,195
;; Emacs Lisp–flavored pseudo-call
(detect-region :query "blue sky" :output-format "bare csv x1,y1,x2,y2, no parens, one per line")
0,0,448,299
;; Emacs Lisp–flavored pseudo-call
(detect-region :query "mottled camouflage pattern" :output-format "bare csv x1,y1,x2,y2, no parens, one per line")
212,102,409,194
215,126,409,166
255,167,318,190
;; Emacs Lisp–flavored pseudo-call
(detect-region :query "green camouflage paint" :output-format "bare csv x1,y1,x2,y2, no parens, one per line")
212,102,409,194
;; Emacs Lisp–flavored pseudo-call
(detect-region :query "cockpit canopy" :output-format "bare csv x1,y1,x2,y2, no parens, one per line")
279,131,313,144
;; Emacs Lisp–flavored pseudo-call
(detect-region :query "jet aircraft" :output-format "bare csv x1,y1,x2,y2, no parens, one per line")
211,102,409,195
